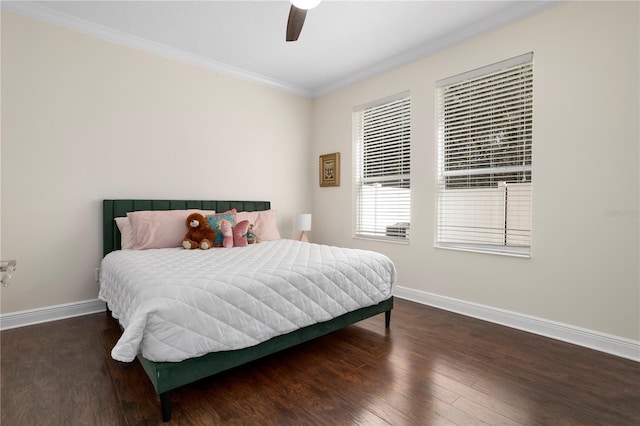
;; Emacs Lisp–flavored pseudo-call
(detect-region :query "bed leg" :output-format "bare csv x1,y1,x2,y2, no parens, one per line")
160,392,172,422
385,310,391,328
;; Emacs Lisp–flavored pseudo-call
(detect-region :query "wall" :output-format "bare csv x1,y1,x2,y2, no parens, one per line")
312,1,639,342
1,11,312,313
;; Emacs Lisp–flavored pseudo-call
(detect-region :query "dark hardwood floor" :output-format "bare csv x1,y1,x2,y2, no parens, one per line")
1,298,639,425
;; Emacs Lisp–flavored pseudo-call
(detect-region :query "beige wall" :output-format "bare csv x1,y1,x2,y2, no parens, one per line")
0,11,312,313
2,2,638,344
312,1,640,341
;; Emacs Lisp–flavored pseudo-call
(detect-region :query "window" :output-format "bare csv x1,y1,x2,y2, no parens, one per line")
353,91,411,241
436,53,533,256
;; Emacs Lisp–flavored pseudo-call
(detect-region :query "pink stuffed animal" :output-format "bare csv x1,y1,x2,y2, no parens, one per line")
218,219,234,248
218,219,251,248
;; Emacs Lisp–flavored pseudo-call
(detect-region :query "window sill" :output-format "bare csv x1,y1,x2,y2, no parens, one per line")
435,243,530,258
353,235,410,245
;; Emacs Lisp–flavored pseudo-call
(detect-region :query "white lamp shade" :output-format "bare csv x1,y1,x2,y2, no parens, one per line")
296,213,312,232
291,0,321,10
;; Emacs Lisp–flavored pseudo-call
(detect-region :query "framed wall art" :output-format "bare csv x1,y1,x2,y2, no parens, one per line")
319,152,340,187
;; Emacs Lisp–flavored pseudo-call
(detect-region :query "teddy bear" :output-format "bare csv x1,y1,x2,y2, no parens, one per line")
182,212,216,250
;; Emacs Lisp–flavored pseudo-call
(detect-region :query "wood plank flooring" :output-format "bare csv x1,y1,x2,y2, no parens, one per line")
2,298,639,425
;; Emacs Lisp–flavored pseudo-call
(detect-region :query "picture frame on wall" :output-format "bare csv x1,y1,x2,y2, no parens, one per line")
319,152,340,187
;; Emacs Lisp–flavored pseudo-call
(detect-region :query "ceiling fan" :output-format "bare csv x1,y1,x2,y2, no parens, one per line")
286,0,322,42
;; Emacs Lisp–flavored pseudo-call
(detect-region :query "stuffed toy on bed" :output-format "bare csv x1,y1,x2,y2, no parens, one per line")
218,219,251,248
182,212,216,250
246,224,258,244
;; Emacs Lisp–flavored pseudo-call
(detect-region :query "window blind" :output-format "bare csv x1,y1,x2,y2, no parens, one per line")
353,91,411,241
436,53,533,256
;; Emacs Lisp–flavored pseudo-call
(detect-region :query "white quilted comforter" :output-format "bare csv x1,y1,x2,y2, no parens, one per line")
99,240,396,363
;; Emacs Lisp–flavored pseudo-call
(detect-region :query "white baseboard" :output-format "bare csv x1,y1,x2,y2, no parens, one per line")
0,299,106,331
2,291,638,362
394,286,640,362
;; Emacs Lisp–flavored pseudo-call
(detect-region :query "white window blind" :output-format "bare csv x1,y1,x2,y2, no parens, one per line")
353,91,411,241
436,53,533,256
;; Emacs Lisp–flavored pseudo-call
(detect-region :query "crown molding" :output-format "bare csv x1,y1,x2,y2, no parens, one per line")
1,1,313,98
311,1,562,97
3,1,561,99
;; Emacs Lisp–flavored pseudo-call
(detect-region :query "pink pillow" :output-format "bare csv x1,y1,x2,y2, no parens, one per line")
233,220,250,247
223,208,237,221
127,210,215,250
114,217,135,249
236,210,281,241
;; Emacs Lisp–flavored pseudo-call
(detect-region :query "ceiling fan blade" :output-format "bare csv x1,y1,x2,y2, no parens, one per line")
286,4,307,42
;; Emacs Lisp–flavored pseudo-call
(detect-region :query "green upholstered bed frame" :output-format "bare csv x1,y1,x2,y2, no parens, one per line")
102,199,393,422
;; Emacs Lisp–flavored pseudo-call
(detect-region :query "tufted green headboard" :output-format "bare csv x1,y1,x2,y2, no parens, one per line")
103,199,271,257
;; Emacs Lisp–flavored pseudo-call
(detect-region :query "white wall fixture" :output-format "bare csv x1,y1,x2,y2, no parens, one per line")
1,260,17,287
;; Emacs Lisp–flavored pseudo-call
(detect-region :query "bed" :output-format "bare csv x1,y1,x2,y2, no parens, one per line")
100,199,395,422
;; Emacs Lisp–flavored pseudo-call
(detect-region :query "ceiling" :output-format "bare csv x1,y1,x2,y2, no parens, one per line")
3,1,558,97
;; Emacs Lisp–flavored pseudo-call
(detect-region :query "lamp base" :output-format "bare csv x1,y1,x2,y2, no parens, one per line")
299,231,309,242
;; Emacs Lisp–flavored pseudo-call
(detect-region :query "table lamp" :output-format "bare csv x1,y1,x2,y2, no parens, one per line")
296,213,312,242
